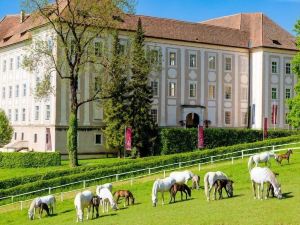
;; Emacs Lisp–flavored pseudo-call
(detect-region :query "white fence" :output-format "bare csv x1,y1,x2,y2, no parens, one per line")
0,142,299,210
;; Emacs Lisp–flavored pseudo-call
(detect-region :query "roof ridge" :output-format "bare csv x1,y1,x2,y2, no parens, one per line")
200,13,242,24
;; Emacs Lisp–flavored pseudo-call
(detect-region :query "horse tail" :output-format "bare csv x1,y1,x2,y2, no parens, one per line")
151,180,158,204
204,173,209,200
248,156,253,172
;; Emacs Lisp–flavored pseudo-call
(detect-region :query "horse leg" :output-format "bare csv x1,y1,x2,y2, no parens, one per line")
213,184,217,200
161,192,165,205
261,183,265,200
252,181,256,199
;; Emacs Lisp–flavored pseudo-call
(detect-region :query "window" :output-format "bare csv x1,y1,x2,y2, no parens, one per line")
271,61,278,74
208,85,216,100
23,84,27,96
189,82,197,98
241,87,248,101
15,109,18,121
272,88,277,99
285,63,291,74
225,86,232,100
119,44,126,55
9,58,13,70
208,55,216,70
46,105,51,120
22,108,26,121
21,133,24,141
8,109,12,121
15,85,19,97
151,109,158,124
241,112,248,125
95,134,102,145
168,81,176,97
189,54,197,68
225,111,231,125
16,56,20,69
34,134,37,143
94,41,102,57
9,86,12,98
14,132,17,140
286,88,291,99
2,87,5,99
151,80,159,97
169,52,176,66
149,49,159,65
35,106,39,120
3,60,6,72
225,57,232,71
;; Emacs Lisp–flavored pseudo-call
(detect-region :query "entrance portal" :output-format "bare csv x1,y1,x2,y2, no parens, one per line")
186,113,199,128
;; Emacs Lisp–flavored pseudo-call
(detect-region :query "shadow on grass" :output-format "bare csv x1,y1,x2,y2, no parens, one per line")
282,192,293,199
60,209,73,214
168,197,195,204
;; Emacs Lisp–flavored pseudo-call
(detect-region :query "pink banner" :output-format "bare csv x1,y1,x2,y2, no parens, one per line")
264,117,268,139
198,125,204,149
125,127,132,151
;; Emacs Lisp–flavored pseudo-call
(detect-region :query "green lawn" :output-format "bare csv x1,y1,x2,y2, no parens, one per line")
0,151,299,225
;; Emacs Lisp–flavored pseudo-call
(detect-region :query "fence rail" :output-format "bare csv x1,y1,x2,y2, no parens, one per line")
0,141,299,209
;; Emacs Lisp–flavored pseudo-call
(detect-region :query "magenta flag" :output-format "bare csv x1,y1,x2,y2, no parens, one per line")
264,117,268,139
198,125,204,149
125,127,132,151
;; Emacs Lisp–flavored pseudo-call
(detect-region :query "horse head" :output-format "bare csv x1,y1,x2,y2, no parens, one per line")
225,180,234,197
28,210,34,220
77,209,83,222
274,185,282,199
288,149,293,154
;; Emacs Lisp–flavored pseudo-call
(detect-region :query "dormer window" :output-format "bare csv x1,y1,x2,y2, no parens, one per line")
272,40,281,45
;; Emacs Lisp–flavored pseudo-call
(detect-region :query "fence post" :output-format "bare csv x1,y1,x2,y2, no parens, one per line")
130,178,133,186
49,187,51,195
116,174,119,181
83,180,86,189
272,146,275,151
198,163,201,171
242,150,244,159
60,193,64,202
211,156,213,164
20,201,23,211
231,157,234,164
163,170,166,178
179,162,181,168
11,196,14,203
148,168,151,175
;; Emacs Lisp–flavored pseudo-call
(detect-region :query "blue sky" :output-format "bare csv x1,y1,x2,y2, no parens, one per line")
1,0,299,35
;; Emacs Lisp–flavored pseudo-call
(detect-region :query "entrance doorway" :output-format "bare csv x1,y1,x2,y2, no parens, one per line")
186,113,199,128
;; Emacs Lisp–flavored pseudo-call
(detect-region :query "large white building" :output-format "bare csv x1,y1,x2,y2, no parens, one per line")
0,11,297,157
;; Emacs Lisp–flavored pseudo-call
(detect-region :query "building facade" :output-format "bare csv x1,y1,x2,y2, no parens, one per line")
0,12,297,157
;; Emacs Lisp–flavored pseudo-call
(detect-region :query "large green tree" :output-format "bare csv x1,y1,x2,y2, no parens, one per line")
102,31,130,157
0,110,13,147
128,18,158,157
287,20,300,127
22,0,134,167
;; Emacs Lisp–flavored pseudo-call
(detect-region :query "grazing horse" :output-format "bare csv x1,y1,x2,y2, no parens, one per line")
152,177,176,207
213,179,234,200
28,195,56,220
96,183,113,194
97,187,118,213
204,171,228,201
74,190,93,222
91,196,101,219
248,151,277,171
169,170,194,184
276,149,293,164
169,183,191,203
38,203,50,219
250,167,282,200
192,175,200,190
113,190,135,207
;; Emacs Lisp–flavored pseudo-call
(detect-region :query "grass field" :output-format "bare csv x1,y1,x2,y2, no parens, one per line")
0,151,299,225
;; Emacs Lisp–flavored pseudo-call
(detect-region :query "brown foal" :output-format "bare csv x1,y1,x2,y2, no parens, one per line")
276,149,293,164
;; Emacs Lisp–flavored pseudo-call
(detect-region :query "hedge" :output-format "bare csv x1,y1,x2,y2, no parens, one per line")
159,128,299,155
0,135,299,198
0,152,61,168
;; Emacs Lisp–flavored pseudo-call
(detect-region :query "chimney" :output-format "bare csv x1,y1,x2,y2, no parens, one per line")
20,10,26,23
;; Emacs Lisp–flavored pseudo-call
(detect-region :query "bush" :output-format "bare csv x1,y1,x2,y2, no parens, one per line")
0,109,13,147
160,128,299,155
0,152,61,168
0,135,299,198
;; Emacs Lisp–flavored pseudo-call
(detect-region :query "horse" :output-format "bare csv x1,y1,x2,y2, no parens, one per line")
113,190,135,207
38,203,50,219
169,183,191,203
91,196,101,219
267,172,279,198
152,177,176,207
74,190,94,222
276,149,293,164
213,179,234,200
192,175,200,190
28,195,56,220
169,170,194,184
96,183,113,194
250,167,282,200
97,187,118,213
248,151,277,171
204,171,229,201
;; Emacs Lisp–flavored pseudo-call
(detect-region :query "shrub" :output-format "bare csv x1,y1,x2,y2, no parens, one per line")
159,128,299,155
0,152,61,168
0,109,13,147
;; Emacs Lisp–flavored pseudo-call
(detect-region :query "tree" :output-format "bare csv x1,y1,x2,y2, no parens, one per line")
128,18,158,157
287,20,300,128
102,31,130,157
22,0,134,167
0,110,13,147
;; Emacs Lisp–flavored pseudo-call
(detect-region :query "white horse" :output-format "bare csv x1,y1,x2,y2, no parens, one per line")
204,171,228,201
152,177,176,207
169,170,194,184
96,183,113,194
74,190,93,222
248,151,277,171
97,187,118,213
192,175,200,190
250,167,282,200
28,195,56,220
